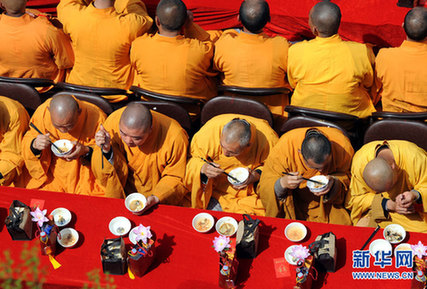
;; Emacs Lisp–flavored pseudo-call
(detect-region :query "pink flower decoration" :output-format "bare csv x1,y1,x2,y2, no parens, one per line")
411,241,427,259
290,245,310,261
213,235,231,253
30,207,49,227
134,224,152,244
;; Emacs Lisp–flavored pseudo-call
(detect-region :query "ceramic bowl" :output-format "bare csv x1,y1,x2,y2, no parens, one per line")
57,228,79,248
284,222,307,242
215,216,238,237
369,239,392,257
50,207,72,227
284,245,300,265
125,193,147,215
227,167,249,186
306,175,329,193
51,139,73,157
109,216,131,236
192,212,215,233
383,224,406,244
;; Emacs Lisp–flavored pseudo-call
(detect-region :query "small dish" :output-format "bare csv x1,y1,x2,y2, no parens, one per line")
125,193,147,215
284,245,300,265
215,216,238,237
306,175,329,193
192,212,215,233
129,227,138,245
50,207,72,227
227,167,249,186
57,228,79,248
383,224,406,244
394,243,413,255
51,139,73,157
369,239,392,257
284,222,307,242
109,216,131,236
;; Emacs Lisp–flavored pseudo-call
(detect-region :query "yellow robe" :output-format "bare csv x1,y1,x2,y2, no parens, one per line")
375,40,427,112
57,0,153,101
288,34,376,118
346,140,427,233
92,109,189,204
0,13,74,82
22,99,108,196
258,127,353,225
185,114,279,216
0,96,30,186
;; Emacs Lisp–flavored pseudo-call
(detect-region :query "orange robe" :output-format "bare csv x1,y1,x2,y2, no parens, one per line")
92,109,189,204
22,99,108,196
0,13,74,82
57,0,153,101
0,96,29,186
185,114,278,215
375,40,427,112
258,127,354,224
130,23,216,103
288,35,376,118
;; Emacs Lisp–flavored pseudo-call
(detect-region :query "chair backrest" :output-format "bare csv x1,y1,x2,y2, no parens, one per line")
371,111,427,122
0,76,54,88
53,91,114,115
200,96,273,127
364,119,427,151
0,82,42,114
55,82,128,96
130,86,204,106
136,101,192,135
218,85,290,96
280,115,350,138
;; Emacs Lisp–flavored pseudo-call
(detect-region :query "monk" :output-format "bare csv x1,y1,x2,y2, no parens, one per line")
375,7,427,112
346,140,427,233
185,114,278,215
130,0,216,115
258,127,354,224
0,0,74,81
214,0,290,118
57,0,153,102
287,2,375,118
0,96,29,187
93,102,188,211
22,94,108,196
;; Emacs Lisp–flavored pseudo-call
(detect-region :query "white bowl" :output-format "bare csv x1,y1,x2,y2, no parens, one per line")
215,216,238,237
192,212,215,233
394,243,413,255
284,245,300,265
369,239,392,257
109,216,131,236
306,175,329,193
51,139,73,157
284,222,307,242
383,224,406,244
125,193,147,215
50,207,72,227
57,228,79,248
227,167,249,186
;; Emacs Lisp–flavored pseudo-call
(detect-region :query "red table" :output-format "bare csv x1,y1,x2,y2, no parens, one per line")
1,186,426,289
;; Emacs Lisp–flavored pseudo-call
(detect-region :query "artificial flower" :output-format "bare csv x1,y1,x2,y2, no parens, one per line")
213,235,231,253
411,241,427,259
290,245,310,261
30,207,49,227
134,224,152,244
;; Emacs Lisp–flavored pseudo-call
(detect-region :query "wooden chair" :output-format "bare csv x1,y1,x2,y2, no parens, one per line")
0,80,44,115
52,91,113,115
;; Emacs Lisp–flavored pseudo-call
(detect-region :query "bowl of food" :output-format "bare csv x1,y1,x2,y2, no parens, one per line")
51,139,73,157
57,228,79,248
284,245,300,265
285,222,307,242
227,167,249,186
394,243,413,255
369,239,392,257
384,224,406,244
125,193,147,215
192,212,214,233
216,216,238,237
306,175,329,193
50,207,72,227
109,216,131,236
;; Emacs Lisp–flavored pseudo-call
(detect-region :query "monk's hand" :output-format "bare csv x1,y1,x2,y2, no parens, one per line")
32,133,51,151
394,191,417,214
232,169,260,190
279,172,303,190
201,162,224,179
95,124,111,153
139,195,160,214
64,141,89,161
312,176,335,197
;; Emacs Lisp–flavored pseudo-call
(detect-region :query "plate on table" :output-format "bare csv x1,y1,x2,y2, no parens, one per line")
109,216,131,236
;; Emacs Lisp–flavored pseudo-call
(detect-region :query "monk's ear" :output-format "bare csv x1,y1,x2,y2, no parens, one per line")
237,14,241,23
155,16,161,29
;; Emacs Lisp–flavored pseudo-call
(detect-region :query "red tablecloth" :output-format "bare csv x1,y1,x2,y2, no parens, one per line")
1,186,426,289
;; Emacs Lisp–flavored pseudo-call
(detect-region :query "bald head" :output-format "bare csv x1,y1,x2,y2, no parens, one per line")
363,158,395,192
49,94,80,133
1,0,26,15
239,0,270,34
309,1,341,37
120,102,152,131
156,0,187,32
301,129,331,165
404,7,427,42
222,119,251,148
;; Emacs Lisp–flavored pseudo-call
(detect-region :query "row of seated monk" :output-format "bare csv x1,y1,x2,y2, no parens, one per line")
0,0,426,118
0,93,426,234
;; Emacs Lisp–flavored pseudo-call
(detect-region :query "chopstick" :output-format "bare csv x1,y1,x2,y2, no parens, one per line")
200,157,240,183
29,122,63,153
282,172,326,186
360,225,381,250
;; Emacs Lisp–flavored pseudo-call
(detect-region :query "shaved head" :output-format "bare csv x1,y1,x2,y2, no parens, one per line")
1,0,26,15
301,129,331,165
363,158,395,192
309,1,341,37
222,119,251,147
239,0,270,34
404,7,427,41
120,102,152,131
156,0,187,32
49,94,80,133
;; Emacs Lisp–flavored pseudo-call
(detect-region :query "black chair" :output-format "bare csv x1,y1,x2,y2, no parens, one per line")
52,91,114,115
217,85,290,97
280,115,350,139
0,76,56,101
371,111,427,122
200,96,273,127
0,82,42,115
